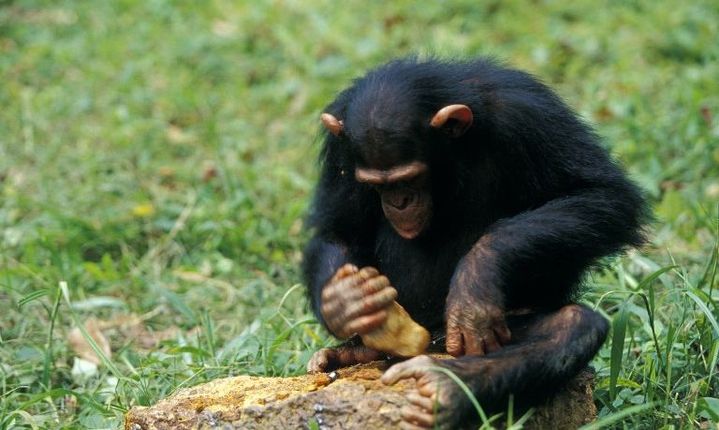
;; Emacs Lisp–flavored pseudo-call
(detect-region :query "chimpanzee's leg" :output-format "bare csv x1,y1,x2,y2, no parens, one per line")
382,304,609,429
307,338,385,373
307,329,447,374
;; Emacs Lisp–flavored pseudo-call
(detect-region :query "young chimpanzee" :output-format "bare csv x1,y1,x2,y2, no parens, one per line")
302,57,647,429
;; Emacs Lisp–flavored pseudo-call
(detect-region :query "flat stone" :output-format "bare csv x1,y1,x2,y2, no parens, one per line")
125,360,596,429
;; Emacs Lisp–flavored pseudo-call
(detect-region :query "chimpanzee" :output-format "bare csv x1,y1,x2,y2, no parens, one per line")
302,57,647,429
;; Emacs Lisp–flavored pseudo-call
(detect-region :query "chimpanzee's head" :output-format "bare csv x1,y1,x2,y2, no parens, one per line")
320,84,473,239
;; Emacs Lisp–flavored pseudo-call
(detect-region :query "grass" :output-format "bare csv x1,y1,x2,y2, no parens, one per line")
0,0,718,428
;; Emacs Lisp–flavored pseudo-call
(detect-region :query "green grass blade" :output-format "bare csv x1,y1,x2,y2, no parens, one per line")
18,289,49,308
579,402,656,430
686,290,719,338
609,302,629,399
428,365,491,426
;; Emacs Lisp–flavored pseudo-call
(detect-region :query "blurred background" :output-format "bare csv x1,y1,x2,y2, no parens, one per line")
0,0,717,428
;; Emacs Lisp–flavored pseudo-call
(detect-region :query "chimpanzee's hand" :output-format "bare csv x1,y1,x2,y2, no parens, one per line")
445,283,511,356
321,264,398,339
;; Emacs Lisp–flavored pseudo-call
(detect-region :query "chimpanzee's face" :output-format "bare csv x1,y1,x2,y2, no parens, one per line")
354,160,432,240
320,101,473,239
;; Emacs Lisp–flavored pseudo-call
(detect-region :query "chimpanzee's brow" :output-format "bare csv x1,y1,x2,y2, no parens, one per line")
354,162,427,184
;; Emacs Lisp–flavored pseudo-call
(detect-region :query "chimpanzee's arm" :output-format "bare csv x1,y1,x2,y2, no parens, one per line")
445,77,647,355
459,180,646,309
302,237,350,323
303,237,396,372
303,235,393,337
456,77,648,309
303,128,382,329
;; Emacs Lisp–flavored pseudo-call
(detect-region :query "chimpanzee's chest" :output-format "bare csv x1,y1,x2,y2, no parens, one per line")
373,223,475,330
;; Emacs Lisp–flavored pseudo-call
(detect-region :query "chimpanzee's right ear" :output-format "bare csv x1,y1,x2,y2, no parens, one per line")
429,104,473,138
321,113,344,136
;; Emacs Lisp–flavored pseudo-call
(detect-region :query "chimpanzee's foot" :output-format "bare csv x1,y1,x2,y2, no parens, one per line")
381,355,468,429
307,344,385,373
381,305,611,428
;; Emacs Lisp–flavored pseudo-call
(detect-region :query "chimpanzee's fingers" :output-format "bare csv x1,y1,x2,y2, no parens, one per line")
337,267,380,296
307,348,335,373
344,286,397,320
325,314,350,338
496,324,512,345
463,331,486,356
343,310,388,336
381,355,436,385
331,264,359,282
416,383,439,398
407,392,435,412
359,275,391,296
321,267,392,338
322,274,355,303
320,294,350,326
357,266,380,281
445,322,463,357
401,405,435,428
322,270,375,304
400,420,430,430
482,332,501,354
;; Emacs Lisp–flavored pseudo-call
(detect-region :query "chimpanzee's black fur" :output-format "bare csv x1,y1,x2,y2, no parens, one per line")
302,57,647,421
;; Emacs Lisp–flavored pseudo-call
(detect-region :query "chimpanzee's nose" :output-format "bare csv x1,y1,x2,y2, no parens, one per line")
386,190,415,210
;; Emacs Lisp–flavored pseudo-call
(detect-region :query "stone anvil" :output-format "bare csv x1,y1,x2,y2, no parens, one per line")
125,359,597,429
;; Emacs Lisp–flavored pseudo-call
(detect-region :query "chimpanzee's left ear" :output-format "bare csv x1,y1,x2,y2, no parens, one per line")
429,104,473,138
320,113,344,136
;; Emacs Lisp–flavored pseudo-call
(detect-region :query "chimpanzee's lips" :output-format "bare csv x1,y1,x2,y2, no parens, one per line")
381,197,432,240
396,227,421,240
390,218,427,240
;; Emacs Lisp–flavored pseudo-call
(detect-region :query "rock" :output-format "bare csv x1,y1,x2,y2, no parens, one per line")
125,360,597,429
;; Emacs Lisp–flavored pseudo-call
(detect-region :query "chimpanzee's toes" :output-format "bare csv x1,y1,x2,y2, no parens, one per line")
380,355,436,384
399,419,432,430
306,348,333,373
382,355,464,429
406,391,435,412
400,392,435,428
